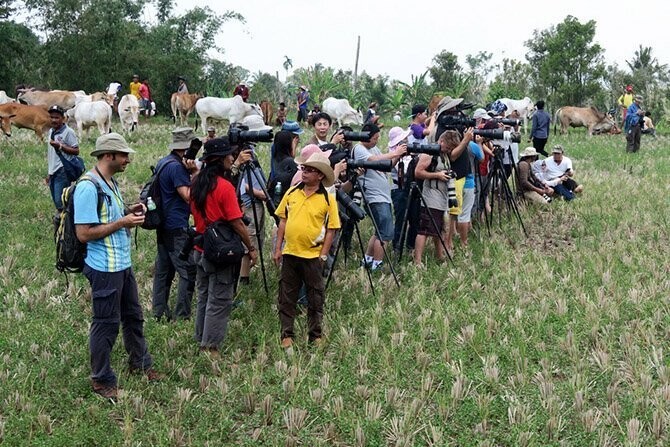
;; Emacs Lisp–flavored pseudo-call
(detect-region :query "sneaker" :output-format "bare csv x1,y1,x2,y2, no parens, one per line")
370,261,383,272
359,259,372,268
92,380,118,400
281,337,293,348
129,367,164,382
574,185,584,193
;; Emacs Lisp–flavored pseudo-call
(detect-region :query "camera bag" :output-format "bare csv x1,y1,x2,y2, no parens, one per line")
139,158,179,230
56,151,86,183
56,175,105,273
202,220,246,266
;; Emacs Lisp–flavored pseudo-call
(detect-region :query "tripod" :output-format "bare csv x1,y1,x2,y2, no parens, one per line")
353,177,400,287
397,180,454,265
237,159,277,296
482,146,527,236
325,211,377,296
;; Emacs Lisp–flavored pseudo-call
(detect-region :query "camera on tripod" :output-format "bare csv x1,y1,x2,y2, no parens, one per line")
228,123,274,146
406,142,441,156
493,118,521,127
336,189,366,222
474,128,521,143
341,131,371,142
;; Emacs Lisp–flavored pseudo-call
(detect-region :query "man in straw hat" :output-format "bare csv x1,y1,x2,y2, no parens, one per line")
516,147,553,205
151,127,200,322
74,132,162,400
273,152,340,348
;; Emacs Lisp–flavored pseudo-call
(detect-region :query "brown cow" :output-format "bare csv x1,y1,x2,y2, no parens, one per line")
171,92,202,126
16,89,82,110
259,100,273,126
554,106,616,136
0,102,51,141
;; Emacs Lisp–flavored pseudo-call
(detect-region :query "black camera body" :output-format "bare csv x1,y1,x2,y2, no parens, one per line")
183,138,203,160
438,114,476,130
228,123,273,146
406,142,441,156
336,189,366,222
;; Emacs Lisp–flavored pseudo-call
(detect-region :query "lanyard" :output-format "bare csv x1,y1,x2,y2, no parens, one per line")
94,167,124,210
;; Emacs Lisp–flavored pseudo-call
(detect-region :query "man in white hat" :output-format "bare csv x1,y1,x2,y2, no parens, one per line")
273,152,340,348
74,133,162,400
517,147,553,205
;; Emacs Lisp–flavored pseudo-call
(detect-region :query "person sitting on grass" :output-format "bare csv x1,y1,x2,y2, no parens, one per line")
516,147,553,206
533,145,583,201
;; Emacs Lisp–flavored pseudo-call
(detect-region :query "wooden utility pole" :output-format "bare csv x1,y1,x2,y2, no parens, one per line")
353,35,360,93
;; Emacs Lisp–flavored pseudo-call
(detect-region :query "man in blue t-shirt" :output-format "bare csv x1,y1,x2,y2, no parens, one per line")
151,128,199,321
74,132,161,400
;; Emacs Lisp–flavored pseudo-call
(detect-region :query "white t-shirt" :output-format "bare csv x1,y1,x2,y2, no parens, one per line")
543,156,573,181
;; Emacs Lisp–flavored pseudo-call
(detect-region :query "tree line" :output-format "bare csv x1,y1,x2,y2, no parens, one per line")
2,3,668,122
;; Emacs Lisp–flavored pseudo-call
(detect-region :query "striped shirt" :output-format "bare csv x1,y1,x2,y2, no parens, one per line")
73,171,131,272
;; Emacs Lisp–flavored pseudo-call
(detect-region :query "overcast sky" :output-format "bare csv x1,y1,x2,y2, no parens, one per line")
172,0,670,83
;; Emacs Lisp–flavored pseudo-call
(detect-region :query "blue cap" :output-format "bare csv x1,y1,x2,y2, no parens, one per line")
281,121,303,135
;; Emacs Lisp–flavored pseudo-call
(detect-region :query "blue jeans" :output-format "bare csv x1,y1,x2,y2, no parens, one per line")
49,167,70,211
366,202,394,242
553,184,574,201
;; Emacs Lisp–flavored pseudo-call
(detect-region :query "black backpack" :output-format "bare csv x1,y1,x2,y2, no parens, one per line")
403,154,440,192
139,158,178,230
55,176,105,273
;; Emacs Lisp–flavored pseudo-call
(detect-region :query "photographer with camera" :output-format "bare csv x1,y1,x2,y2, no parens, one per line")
409,104,437,144
388,127,414,253
353,124,406,271
516,147,553,205
190,138,257,358
412,134,452,265
151,128,200,322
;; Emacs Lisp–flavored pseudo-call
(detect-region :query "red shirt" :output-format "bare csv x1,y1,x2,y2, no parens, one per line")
191,177,243,235
139,83,150,100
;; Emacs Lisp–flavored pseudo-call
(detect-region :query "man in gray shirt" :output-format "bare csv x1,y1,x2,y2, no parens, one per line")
353,124,406,271
46,105,80,214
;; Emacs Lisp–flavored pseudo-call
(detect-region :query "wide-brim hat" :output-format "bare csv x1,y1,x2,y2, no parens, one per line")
295,144,332,164
91,132,136,157
299,85,308,91
634,95,643,102
200,137,235,161
241,114,272,132
388,126,412,147
520,147,539,158
281,120,304,135
169,127,196,150
301,153,335,187
436,96,464,117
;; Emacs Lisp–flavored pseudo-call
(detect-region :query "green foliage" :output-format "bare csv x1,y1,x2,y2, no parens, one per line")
428,50,461,92
487,59,534,105
289,64,349,107
0,21,41,92
525,15,607,108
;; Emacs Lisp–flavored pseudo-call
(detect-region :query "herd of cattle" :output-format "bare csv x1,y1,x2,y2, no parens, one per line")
0,86,620,143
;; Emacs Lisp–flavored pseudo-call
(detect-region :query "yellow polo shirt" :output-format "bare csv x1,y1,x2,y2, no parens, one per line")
618,93,634,108
276,185,340,259
130,81,141,99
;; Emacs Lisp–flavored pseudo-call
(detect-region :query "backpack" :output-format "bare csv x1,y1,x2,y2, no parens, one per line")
403,154,440,192
139,158,178,230
55,176,105,273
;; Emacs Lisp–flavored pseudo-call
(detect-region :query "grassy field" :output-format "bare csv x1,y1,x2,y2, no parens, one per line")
0,118,668,446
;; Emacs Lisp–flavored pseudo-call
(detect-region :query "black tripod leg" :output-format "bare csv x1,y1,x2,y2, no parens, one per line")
397,187,414,263
325,230,343,290
245,168,269,296
353,221,375,296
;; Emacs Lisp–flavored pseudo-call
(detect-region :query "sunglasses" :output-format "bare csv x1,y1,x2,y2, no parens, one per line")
301,166,320,174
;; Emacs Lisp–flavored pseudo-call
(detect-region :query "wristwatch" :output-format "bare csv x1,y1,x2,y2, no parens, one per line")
319,254,328,262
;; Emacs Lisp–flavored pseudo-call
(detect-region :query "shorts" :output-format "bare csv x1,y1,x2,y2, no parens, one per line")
366,202,394,242
447,177,465,216
417,207,445,237
457,187,475,223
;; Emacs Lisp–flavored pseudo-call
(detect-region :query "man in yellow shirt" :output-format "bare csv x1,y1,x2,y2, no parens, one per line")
618,85,634,125
273,153,340,348
129,74,141,99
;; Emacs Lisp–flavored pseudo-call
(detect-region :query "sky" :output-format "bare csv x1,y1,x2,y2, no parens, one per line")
172,0,670,84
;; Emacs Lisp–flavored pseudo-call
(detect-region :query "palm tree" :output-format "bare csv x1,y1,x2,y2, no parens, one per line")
283,56,293,80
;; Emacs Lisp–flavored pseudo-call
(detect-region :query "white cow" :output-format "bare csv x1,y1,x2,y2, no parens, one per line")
0,91,16,105
74,92,110,106
322,97,363,127
117,94,140,132
195,95,263,131
497,97,536,131
66,101,112,139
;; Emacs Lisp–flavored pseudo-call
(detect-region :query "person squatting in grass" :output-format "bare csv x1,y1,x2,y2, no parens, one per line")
74,133,161,401
190,138,257,358
516,147,554,206
273,152,340,348
532,145,584,201
151,128,199,322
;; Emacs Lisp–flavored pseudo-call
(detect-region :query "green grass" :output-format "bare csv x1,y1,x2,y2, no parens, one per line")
0,118,668,446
